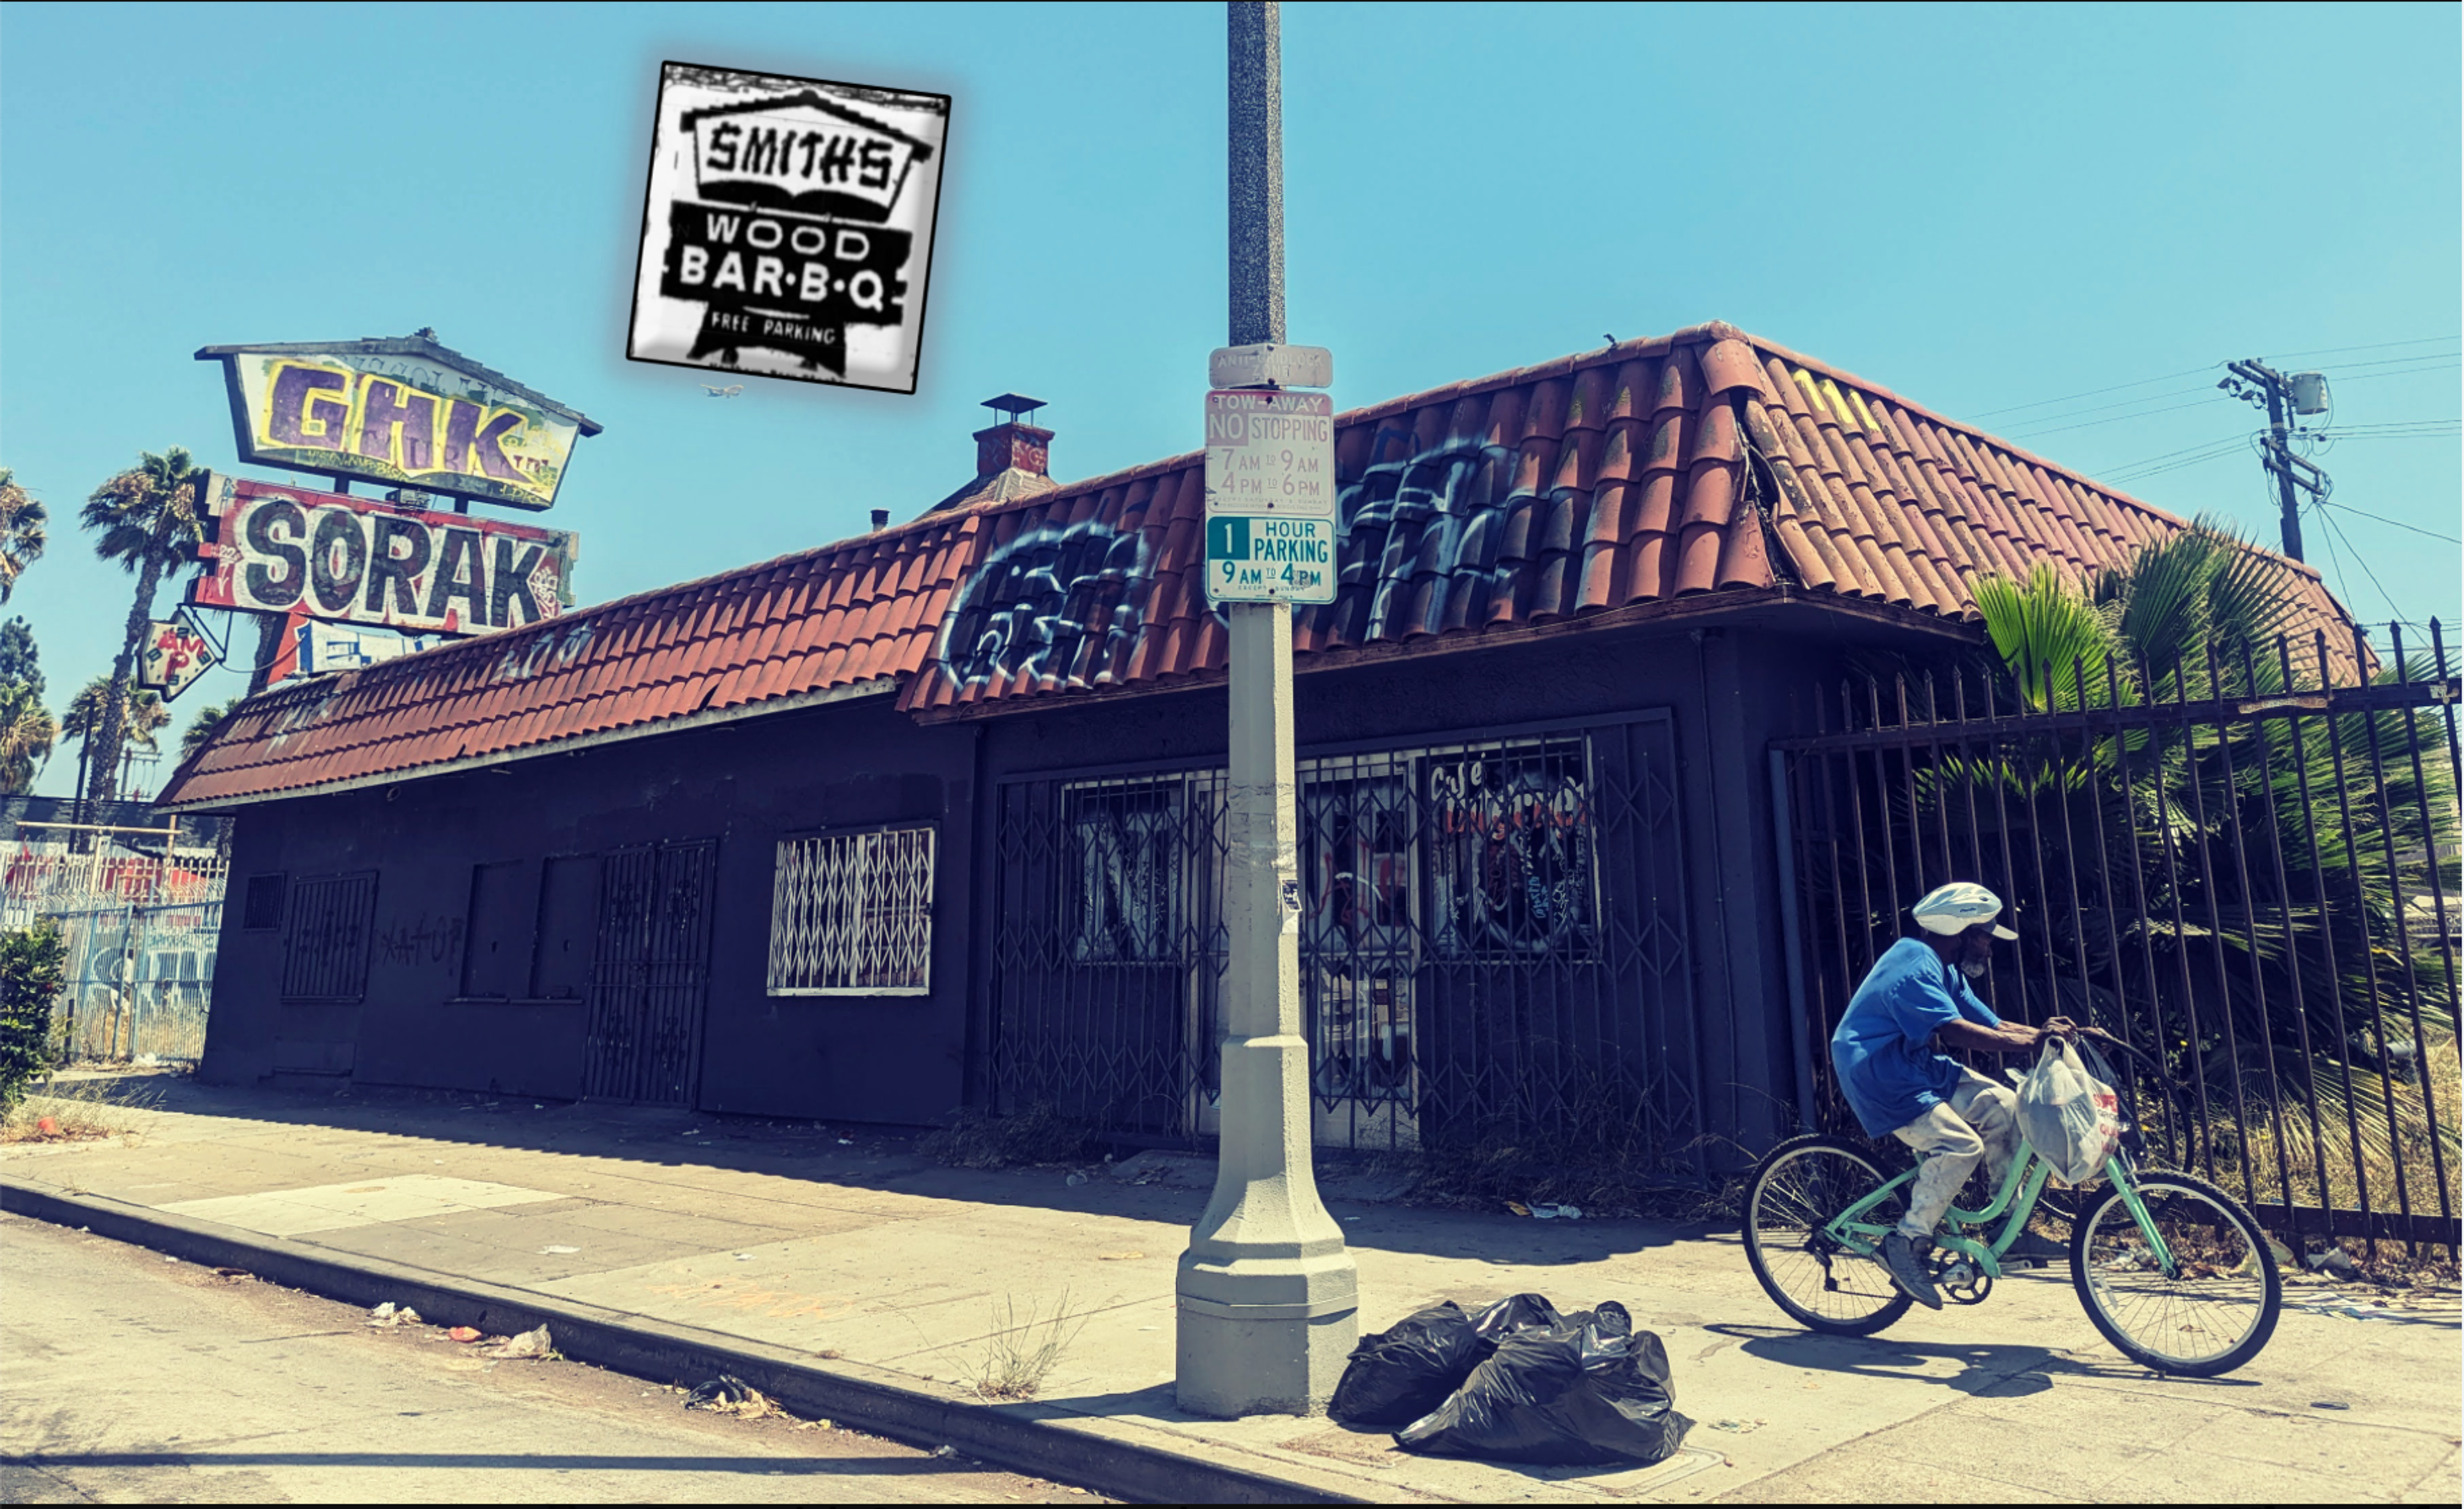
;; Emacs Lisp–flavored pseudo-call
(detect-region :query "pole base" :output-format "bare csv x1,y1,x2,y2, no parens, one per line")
1174,1263,1358,1418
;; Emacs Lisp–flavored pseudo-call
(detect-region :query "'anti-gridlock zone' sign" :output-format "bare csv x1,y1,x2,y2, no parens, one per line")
1202,389,1337,605
629,63,950,395
190,475,578,638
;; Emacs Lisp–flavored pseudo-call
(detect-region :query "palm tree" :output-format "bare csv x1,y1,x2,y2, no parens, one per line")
178,697,238,766
0,468,46,602
64,675,169,806
78,448,205,804
0,681,55,794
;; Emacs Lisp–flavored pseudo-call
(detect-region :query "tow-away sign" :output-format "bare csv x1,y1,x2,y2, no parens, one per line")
1204,388,1336,604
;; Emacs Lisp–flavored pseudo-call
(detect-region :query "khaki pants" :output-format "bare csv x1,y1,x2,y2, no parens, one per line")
1890,1067,2019,1240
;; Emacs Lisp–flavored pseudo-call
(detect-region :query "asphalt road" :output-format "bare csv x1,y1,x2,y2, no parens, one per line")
0,1211,1104,1505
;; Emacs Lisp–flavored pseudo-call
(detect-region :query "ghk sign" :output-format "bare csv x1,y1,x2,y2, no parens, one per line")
629,63,950,395
136,616,219,702
196,336,601,513
190,475,578,638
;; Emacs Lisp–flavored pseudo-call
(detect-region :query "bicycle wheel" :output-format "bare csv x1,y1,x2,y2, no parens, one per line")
2070,1170,2281,1377
1745,1134,1914,1336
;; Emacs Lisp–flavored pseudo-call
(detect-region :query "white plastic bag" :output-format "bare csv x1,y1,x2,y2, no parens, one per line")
2017,1037,2124,1186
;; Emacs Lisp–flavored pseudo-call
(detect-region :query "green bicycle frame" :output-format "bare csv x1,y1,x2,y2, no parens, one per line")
1822,1148,2179,1279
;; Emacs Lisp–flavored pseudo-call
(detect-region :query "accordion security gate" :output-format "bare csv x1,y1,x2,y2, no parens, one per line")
989,712,1705,1162
1774,624,2462,1252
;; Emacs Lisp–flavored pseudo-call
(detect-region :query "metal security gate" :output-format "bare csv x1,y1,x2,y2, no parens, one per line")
989,713,1702,1162
1775,624,2461,1250
584,839,717,1105
2,846,230,1062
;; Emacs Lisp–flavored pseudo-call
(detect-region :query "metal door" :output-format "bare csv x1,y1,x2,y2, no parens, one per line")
584,839,717,1104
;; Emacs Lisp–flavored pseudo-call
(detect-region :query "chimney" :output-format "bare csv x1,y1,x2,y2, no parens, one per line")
973,393,1052,480
927,393,1062,512
869,508,891,531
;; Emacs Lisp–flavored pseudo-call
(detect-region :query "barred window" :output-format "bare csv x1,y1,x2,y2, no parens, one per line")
1064,779,1191,963
766,828,934,995
1423,738,1598,960
241,873,287,931
282,871,377,1002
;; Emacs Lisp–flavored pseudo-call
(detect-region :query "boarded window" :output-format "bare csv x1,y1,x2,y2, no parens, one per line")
282,872,377,1002
459,860,533,998
529,855,598,1000
766,828,934,995
241,873,287,931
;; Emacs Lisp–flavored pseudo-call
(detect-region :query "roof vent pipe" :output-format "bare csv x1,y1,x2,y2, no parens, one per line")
870,508,891,531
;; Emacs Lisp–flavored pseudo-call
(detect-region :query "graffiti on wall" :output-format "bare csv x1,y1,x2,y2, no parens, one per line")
932,426,1534,691
934,519,1155,694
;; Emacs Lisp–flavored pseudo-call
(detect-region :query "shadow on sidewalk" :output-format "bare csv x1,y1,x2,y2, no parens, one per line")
1706,1322,2264,1395
54,1071,1704,1267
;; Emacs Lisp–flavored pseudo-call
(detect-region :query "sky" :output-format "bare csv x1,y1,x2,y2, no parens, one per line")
2,2,2457,799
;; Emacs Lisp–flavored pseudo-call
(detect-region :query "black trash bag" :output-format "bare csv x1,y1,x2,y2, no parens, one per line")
1331,1293,1568,1428
1471,1292,1565,1342
1393,1301,1694,1466
1328,1302,1485,1427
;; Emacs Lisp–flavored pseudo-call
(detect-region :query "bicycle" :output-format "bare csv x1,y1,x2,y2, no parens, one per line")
1742,1037,2282,1377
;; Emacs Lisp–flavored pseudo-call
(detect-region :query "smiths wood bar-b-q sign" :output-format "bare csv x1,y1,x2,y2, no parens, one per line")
628,63,949,395
196,336,601,513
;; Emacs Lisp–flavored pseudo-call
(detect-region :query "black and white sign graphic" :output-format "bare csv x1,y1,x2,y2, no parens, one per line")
628,63,950,395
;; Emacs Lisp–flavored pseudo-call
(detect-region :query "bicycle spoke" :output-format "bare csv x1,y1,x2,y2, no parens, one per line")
2077,1176,2278,1373
1749,1141,1910,1331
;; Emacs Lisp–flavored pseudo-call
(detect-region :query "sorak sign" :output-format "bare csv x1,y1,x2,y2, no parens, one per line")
196,337,602,512
191,475,578,638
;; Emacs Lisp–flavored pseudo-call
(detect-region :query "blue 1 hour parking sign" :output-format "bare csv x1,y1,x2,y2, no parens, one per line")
1206,513,1336,603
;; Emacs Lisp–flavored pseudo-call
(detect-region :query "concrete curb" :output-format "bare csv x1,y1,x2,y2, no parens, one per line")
0,1175,1374,1506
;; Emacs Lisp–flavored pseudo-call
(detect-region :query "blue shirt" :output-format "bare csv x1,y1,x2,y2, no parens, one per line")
1829,935,2003,1136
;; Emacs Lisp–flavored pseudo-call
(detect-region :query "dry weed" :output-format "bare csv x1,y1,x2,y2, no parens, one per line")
1,1075,161,1145
969,1290,1093,1401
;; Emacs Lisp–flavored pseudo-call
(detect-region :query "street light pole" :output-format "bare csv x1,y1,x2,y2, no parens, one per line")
1174,0,1358,1419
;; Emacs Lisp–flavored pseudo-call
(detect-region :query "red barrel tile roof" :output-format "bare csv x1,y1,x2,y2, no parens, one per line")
159,321,2356,808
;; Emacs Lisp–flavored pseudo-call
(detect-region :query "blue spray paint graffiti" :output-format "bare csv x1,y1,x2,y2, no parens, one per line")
935,519,1154,692
932,430,1532,686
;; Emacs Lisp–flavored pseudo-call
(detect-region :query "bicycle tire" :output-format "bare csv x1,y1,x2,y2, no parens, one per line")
2069,1168,2282,1377
1745,1134,1915,1336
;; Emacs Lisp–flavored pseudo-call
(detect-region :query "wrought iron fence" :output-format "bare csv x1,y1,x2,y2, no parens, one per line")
988,713,1704,1165
0,844,230,1062
1775,623,2462,1250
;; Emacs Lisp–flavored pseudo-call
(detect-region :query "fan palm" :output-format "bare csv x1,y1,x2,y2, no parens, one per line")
0,681,55,794
178,697,238,765
64,675,169,802
78,448,205,803
0,468,46,602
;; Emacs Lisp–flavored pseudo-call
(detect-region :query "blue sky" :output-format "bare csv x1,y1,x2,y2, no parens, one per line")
3,2,2456,797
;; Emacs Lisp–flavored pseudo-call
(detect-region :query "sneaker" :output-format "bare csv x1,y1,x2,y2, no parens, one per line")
2003,1231,2069,1268
1879,1231,1944,1309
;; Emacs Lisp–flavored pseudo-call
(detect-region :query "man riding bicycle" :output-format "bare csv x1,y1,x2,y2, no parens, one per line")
1831,882,2074,1308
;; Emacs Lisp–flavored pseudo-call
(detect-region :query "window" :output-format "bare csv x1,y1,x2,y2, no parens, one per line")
766,827,934,994
1423,738,1598,960
241,873,287,931
281,872,377,1002
459,860,533,998
1064,779,1193,963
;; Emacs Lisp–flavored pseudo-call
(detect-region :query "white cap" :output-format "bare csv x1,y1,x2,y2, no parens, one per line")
1912,882,2019,940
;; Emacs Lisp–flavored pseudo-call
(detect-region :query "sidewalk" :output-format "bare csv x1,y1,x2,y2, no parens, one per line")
4,1073,2456,1504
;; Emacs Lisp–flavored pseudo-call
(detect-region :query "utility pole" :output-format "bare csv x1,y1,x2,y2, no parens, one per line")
1174,0,1358,1419
2221,359,2330,562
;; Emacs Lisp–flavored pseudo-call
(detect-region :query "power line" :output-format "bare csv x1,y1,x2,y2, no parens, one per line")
2005,394,2236,441
2314,504,2402,620
1987,380,2231,433
2322,362,2462,388
2316,499,2463,545
2262,334,2461,361
1967,364,2218,420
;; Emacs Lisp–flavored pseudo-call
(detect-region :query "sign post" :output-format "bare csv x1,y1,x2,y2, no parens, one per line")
1175,0,1358,1421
